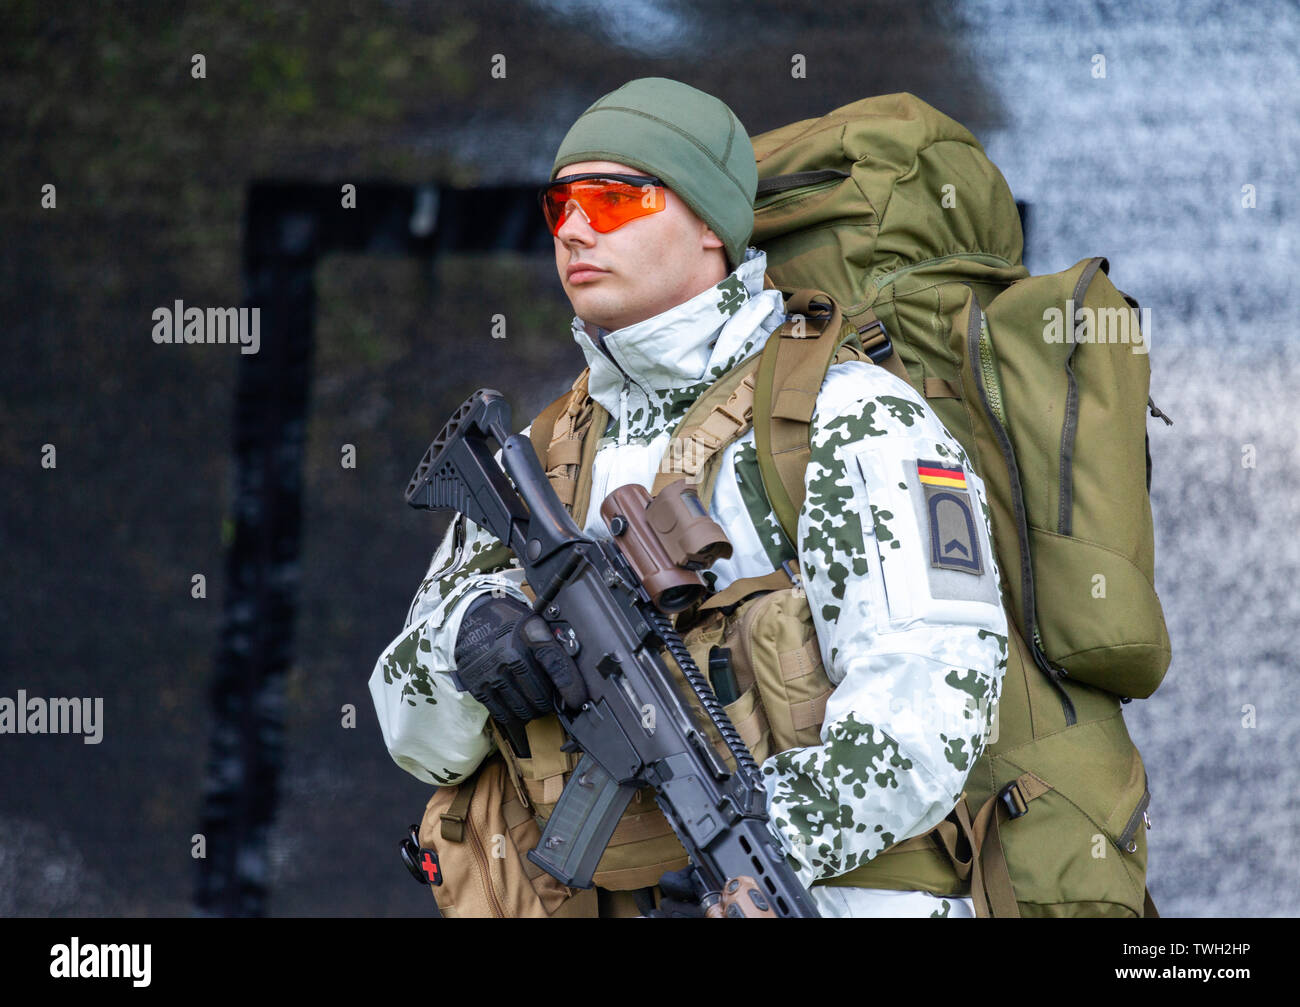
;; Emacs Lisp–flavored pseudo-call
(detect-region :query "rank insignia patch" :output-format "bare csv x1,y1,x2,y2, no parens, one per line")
917,460,983,575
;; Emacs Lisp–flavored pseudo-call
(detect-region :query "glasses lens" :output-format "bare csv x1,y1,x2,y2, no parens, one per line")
542,178,664,234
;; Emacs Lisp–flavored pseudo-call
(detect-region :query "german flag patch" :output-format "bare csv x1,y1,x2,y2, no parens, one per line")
916,459,983,575
917,461,968,489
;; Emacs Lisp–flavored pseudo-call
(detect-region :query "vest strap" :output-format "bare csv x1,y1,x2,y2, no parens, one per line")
529,384,575,466
551,478,577,507
544,370,595,482
487,720,533,815
520,716,577,782
727,696,768,752
778,636,821,682
698,568,795,611
605,806,679,847
789,691,830,732
592,859,690,893
654,359,761,498
665,373,756,486
568,400,607,532
547,439,584,467
439,772,480,843
696,377,755,447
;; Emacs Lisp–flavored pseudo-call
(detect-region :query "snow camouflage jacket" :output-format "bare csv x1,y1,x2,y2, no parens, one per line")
369,247,1009,917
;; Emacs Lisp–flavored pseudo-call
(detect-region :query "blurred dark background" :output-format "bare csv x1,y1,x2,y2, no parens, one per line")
2,0,1295,916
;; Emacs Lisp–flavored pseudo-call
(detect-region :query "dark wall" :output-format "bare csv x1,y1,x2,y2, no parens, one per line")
0,0,1001,915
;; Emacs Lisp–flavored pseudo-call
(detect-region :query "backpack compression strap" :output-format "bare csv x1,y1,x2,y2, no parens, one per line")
753,288,869,546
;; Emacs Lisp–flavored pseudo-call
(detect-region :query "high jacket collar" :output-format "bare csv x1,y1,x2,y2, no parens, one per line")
570,248,785,433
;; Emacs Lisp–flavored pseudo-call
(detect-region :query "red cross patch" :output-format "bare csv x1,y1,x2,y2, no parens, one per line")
420,848,442,886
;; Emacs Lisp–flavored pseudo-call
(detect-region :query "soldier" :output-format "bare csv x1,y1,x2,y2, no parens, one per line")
370,77,1008,918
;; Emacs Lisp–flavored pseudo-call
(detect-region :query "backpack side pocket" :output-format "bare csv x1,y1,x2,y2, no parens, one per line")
416,754,578,917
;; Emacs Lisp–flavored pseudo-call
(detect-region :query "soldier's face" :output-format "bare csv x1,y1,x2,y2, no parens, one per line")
552,160,728,333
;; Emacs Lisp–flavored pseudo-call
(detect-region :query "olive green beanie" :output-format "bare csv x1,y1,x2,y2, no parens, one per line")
550,77,757,270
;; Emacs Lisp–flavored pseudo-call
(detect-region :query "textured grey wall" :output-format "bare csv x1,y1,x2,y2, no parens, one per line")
962,0,1299,917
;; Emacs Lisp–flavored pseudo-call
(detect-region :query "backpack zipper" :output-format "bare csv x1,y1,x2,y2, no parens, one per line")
966,297,1076,726
978,318,1008,428
465,796,507,918
863,252,1018,313
1115,781,1151,854
1057,258,1109,537
754,169,848,210
754,176,842,212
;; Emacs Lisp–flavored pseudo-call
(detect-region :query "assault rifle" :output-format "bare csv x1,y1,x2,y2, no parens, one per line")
404,388,819,918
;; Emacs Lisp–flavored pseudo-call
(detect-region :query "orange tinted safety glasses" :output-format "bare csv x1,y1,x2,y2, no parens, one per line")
539,173,666,235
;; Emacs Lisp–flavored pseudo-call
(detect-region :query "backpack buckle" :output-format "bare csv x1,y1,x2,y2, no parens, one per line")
782,304,834,338
857,319,894,363
998,780,1029,819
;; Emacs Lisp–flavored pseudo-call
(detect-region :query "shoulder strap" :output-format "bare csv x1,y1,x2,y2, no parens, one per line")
530,369,597,511
753,287,870,547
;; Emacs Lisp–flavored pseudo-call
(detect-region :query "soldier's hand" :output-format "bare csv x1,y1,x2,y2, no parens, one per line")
452,594,588,728
644,867,706,918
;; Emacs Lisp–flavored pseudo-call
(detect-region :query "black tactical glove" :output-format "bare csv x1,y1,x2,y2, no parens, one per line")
643,867,706,918
452,594,588,742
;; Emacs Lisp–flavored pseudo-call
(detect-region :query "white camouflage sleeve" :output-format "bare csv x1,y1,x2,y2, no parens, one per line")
368,439,531,786
760,363,1009,887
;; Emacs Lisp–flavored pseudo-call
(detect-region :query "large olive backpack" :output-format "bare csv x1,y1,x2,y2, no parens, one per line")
749,92,1171,915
